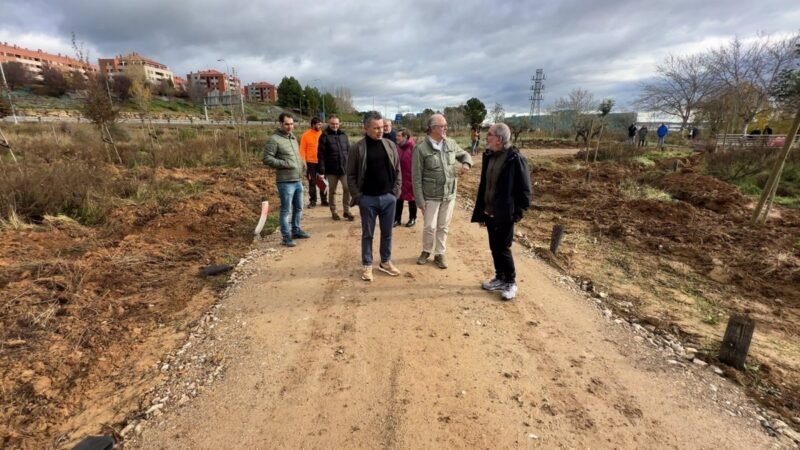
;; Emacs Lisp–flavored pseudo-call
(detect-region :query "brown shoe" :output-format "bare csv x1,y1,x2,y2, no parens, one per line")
377,261,401,276
343,212,355,221
332,212,341,221
416,251,430,265
361,265,373,282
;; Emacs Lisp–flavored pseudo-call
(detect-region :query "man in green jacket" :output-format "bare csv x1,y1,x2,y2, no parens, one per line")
412,113,472,269
263,113,310,247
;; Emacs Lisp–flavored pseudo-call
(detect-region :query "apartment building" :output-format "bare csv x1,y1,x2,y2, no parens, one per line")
245,81,277,102
186,69,241,94
0,42,98,79
98,52,174,84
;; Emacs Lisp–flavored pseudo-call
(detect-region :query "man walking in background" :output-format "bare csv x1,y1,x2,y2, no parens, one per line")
300,117,326,207
264,113,310,247
317,115,353,221
657,123,669,150
412,113,472,269
347,111,402,282
471,123,531,301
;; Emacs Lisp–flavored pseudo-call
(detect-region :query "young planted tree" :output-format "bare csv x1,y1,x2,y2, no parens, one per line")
593,99,615,161
129,78,159,150
555,88,596,152
752,42,800,224
82,75,121,163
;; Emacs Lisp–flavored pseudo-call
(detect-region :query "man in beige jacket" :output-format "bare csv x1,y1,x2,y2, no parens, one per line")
411,113,472,269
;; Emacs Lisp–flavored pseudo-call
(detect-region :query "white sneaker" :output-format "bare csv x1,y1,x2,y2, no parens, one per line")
501,283,517,301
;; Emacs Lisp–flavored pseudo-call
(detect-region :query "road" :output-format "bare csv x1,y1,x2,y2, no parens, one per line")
132,191,776,449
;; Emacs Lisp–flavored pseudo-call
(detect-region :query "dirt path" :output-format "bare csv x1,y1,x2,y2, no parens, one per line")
132,199,777,449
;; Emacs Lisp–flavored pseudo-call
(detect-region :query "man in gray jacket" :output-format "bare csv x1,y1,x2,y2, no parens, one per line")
263,113,310,247
412,113,472,269
347,111,402,282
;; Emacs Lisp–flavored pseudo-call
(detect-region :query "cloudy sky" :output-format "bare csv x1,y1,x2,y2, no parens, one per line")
2,0,799,117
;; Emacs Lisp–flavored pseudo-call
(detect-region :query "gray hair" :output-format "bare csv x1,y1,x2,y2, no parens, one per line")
494,123,511,146
363,110,383,126
425,113,445,133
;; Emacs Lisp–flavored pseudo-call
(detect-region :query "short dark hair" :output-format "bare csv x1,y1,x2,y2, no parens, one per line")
363,110,383,127
398,127,413,139
310,117,321,126
328,114,339,121
278,112,294,124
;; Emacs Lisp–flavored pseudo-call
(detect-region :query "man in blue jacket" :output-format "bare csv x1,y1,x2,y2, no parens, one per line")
471,123,531,301
657,123,669,149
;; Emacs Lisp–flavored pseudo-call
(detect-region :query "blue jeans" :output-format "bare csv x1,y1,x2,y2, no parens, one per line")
358,193,396,266
277,181,304,238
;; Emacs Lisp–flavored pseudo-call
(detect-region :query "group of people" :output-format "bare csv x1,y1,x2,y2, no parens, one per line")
627,123,670,149
263,111,531,301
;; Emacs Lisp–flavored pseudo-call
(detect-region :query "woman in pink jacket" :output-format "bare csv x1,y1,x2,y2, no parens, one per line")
394,128,417,227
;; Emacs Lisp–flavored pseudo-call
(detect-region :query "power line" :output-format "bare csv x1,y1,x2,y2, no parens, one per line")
529,69,545,129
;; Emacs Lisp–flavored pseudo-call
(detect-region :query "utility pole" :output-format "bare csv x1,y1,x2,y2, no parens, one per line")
529,69,545,130
0,63,19,124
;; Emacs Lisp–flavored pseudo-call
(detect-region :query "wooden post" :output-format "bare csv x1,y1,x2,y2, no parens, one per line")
550,224,565,255
719,314,755,370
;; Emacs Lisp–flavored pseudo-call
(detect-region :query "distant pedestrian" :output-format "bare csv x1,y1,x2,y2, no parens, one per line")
300,117,326,208
470,127,481,154
347,111,402,282
657,123,668,149
382,119,397,143
317,115,354,221
764,125,773,135
691,127,699,140
637,126,648,147
263,113,310,247
412,113,473,269
394,128,417,227
471,123,531,301
628,123,637,145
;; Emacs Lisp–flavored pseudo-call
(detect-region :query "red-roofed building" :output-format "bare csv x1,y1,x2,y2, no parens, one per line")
186,69,241,94
98,52,174,84
172,76,187,92
245,81,277,102
0,41,98,79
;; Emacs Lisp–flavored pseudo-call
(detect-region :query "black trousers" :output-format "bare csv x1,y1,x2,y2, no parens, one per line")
306,163,325,204
486,217,516,283
395,199,417,222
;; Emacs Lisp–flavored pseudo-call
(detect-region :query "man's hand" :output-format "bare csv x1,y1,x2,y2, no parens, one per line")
458,164,470,176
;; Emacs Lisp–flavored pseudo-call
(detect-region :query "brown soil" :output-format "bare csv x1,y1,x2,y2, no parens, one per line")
0,167,273,448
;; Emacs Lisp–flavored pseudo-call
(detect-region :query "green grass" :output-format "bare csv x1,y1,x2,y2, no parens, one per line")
620,180,672,201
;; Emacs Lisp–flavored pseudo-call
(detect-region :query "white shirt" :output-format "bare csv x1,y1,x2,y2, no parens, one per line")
428,136,444,151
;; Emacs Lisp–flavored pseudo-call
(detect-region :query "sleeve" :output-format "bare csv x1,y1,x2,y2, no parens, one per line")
317,134,326,174
298,132,309,162
346,142,360,204
454,142,473,167
513,156,532,221
392,143,401,198
411,144,424,204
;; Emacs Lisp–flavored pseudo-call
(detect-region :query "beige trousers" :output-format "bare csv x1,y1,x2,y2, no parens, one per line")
326,174,351,215
421,198,455,255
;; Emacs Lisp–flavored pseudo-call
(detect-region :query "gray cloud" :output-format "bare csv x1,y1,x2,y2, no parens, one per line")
3,0,799,116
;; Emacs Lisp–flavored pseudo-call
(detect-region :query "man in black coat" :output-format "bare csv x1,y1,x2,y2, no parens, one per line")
317,115,354,221
471,123,532,301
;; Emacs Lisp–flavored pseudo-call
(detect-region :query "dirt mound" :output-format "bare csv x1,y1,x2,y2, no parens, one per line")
654,171,747,214
0,167,275,448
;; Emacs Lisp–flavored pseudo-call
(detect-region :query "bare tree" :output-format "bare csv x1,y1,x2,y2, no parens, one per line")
635,54,714,130
706,34,799,133
554,88,596,150
490,102,505,123
1,62,31,90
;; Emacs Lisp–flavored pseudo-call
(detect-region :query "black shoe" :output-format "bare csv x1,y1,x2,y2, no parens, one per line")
308,203,316,209
292,230,311,239
321,201,329,206
405,218,416,227
393,221,401,228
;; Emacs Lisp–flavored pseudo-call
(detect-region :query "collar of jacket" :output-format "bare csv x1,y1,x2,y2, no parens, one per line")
275,129,295,139
325,127,344,135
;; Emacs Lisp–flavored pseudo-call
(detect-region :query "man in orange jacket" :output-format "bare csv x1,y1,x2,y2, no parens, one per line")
300,117,326,207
